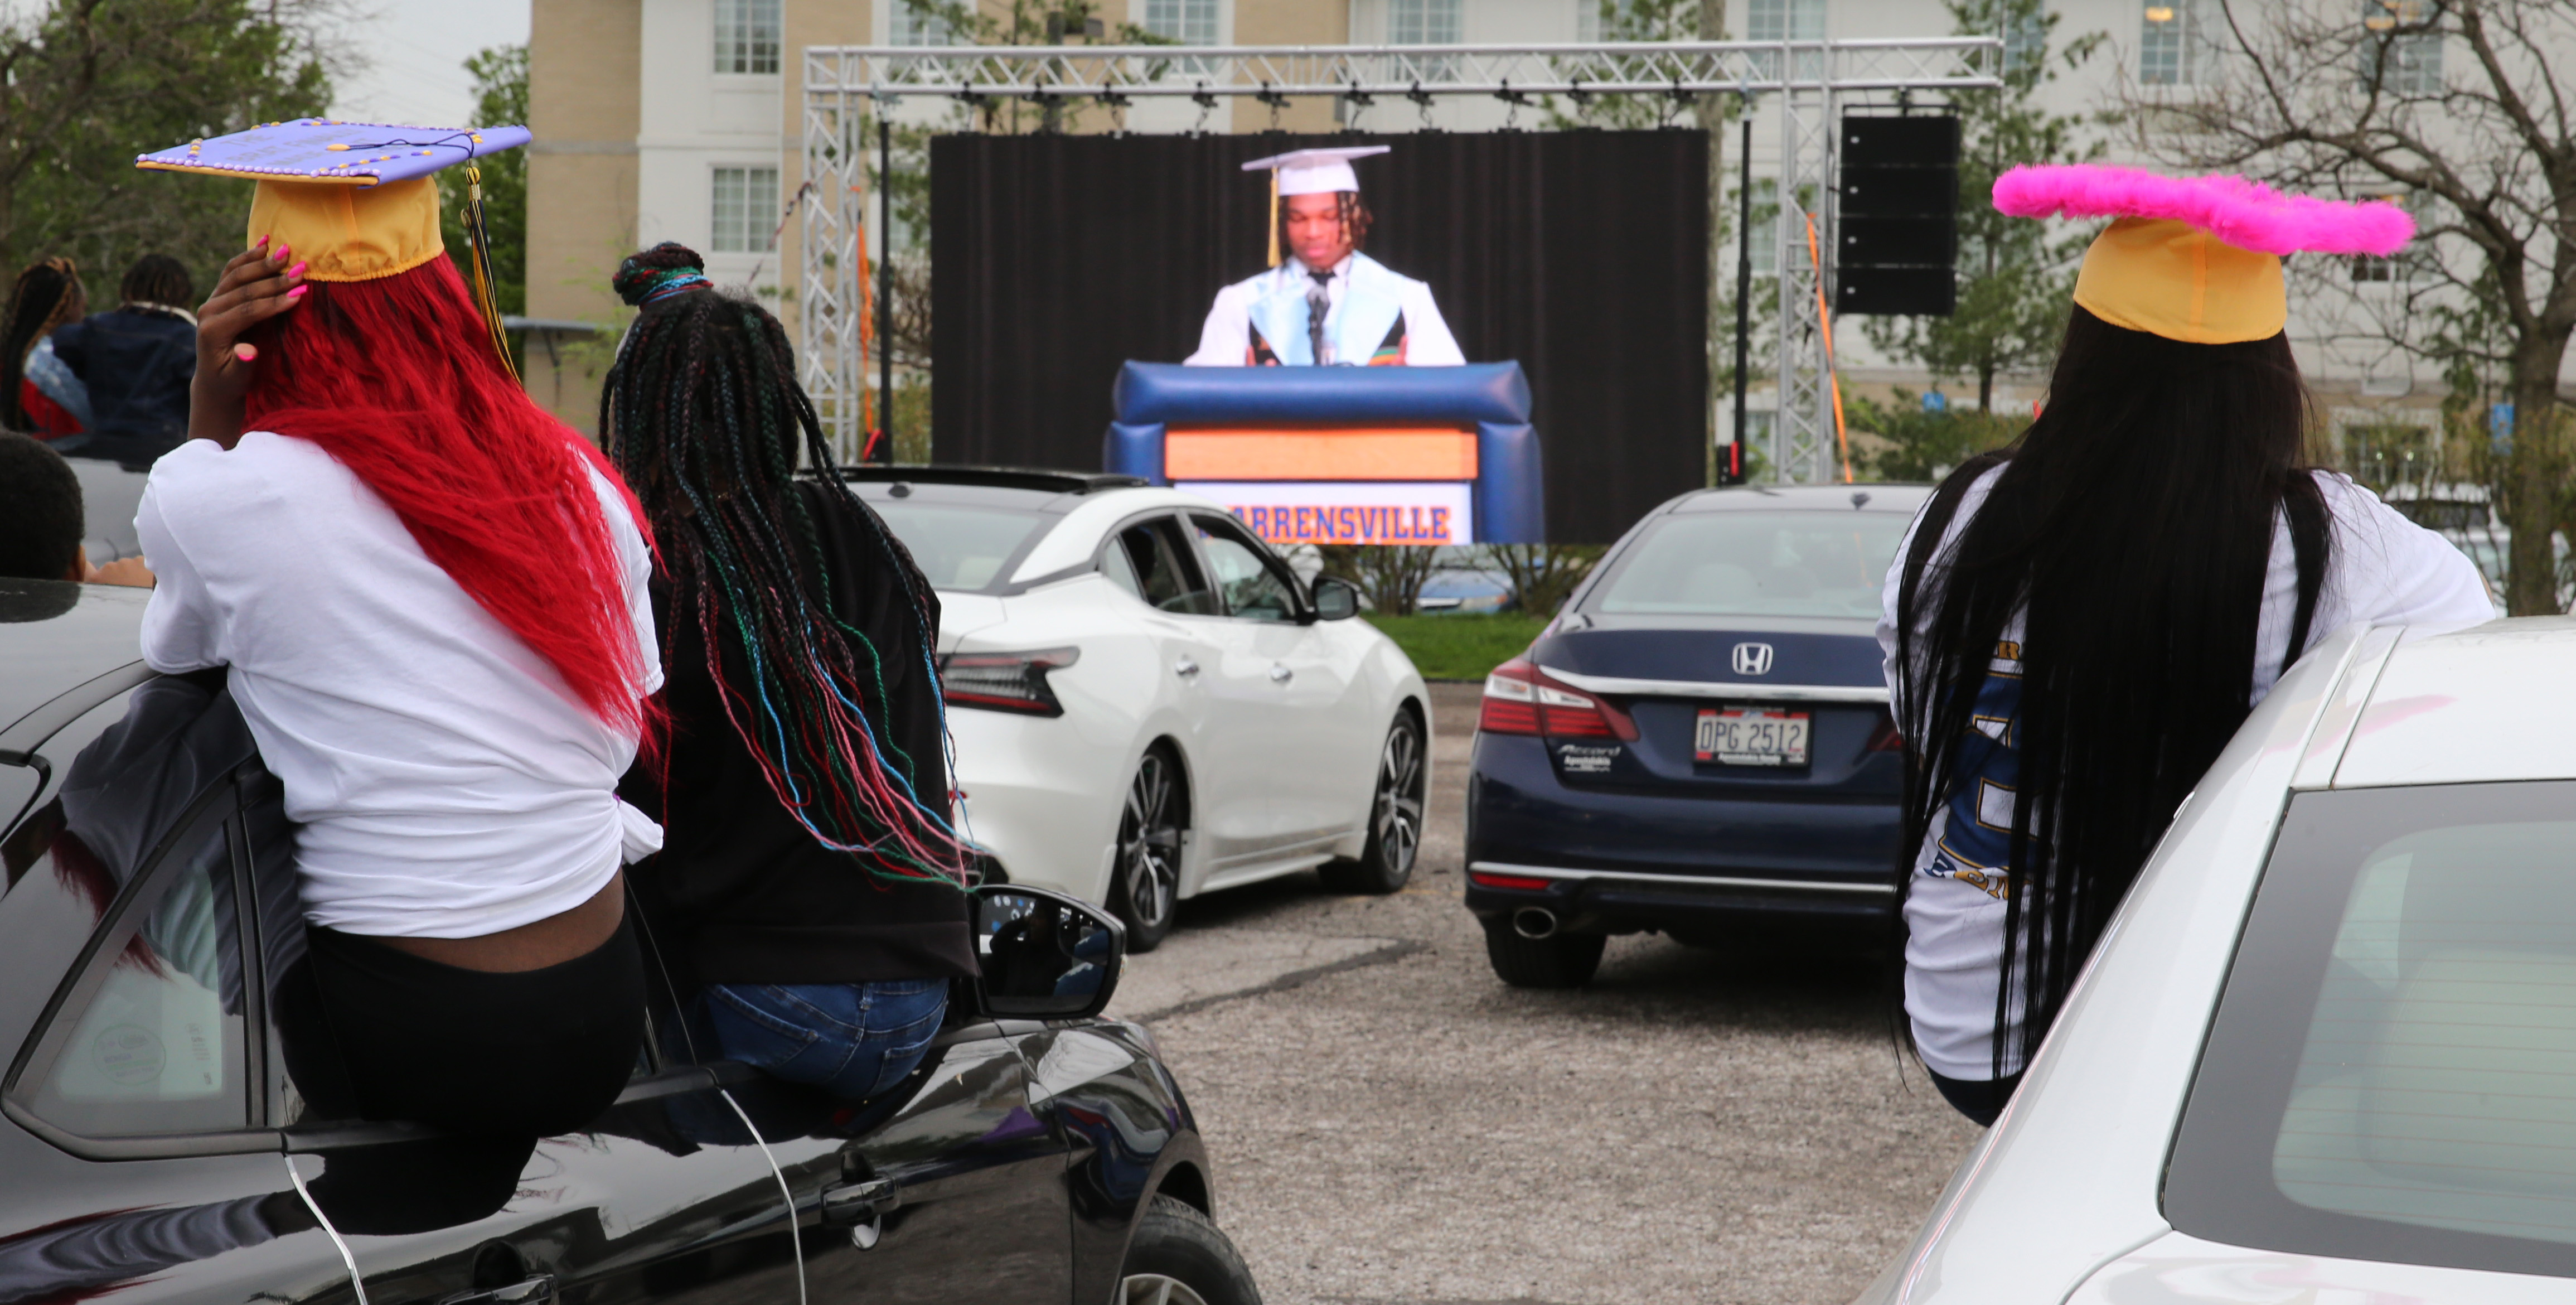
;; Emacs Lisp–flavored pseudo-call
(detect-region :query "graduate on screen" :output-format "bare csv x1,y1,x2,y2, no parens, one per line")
1184,146,1464,368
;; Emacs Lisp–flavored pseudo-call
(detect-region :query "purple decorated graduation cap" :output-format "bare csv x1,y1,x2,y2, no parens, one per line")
135,118,531,186
134,118,531,287
135,117,532,373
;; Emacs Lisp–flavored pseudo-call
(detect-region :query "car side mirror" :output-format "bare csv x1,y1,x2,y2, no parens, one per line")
971,885,1124,1021
1310,576,1360,621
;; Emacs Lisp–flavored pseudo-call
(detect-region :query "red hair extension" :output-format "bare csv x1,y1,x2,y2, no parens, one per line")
240,256,655,734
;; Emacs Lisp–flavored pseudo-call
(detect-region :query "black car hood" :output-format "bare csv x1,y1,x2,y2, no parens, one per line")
1531,613,1884,688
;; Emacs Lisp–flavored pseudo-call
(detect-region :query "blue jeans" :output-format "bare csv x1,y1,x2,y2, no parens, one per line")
702,979,948,1100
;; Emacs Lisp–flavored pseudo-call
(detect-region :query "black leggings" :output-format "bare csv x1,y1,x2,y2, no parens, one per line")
1927,1068,2024,1127
280,916,645,1137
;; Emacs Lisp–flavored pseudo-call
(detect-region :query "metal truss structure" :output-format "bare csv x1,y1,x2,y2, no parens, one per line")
801,38,2000,479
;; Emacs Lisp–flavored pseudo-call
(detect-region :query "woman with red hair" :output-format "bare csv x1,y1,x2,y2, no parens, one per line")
130,123,660,1137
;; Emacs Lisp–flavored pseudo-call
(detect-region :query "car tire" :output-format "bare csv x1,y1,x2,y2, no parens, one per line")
1481,917,1606,988
1118,1195,1262,1305
1318,711,1426,896
1111,747,1187,954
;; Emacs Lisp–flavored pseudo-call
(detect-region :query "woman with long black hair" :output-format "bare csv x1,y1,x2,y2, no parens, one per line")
1881,168,2495,1127
0,258,90,437
604,243,977,1099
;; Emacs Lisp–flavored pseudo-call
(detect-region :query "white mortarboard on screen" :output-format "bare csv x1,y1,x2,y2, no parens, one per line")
1243,145,1391,196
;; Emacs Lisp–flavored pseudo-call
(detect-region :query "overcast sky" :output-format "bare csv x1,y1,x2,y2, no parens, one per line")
328,0,533,129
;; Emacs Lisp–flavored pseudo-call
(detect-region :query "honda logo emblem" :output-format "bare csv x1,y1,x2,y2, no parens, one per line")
1731,642,1775,677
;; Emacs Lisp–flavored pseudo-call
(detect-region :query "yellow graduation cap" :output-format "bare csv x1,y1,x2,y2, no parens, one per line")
2074,219,2287,345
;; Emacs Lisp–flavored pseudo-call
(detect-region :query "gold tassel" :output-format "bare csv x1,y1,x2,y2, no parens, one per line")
1266,167,1280,268
464,163,521,385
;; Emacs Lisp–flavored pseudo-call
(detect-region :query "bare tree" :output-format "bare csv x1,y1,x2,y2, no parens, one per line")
1316,544,1444,617
1480,544,1606,619
2127,0,2576,612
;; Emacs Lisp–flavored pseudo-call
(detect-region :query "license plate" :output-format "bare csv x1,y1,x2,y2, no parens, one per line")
1695,706,1810,767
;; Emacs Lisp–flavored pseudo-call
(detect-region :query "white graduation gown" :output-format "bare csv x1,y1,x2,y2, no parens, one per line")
1183,252,1464,367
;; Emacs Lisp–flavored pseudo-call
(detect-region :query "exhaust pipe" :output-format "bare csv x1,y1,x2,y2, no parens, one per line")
1512,907,1559,940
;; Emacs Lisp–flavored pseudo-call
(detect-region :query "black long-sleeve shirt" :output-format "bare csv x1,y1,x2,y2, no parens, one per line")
52,307,195,465
621,481,975,985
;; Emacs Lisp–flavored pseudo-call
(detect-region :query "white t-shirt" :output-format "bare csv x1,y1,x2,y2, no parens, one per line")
135,431,665,940
1876,466,2495,1080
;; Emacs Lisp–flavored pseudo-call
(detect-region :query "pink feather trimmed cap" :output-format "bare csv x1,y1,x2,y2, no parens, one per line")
1992,164,2415,344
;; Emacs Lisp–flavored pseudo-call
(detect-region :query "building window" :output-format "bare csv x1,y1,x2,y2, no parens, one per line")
712,167,779,253
1143,0,1219,44
890,0,952,46
713,0,781,74
1749,0,1826,79
2140,0,2220,86
2350,191,2420,283
1741,178,1781,276
2003,9,2049,74
1389,0,1464,44
1576,0,1620,42
2360,0,2442,95
1749,0,1827,42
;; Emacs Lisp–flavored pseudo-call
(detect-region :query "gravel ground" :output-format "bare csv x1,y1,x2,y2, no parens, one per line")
1105,683,1983,1305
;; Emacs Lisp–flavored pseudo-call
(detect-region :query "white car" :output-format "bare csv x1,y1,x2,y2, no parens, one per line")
1856,615,2576,1303
849,467,1432,951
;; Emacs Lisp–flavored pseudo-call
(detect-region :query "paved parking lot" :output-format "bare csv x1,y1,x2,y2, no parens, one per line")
1103,684,1983,1305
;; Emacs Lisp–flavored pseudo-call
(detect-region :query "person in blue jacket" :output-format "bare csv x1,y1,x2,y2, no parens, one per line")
52,254,197,464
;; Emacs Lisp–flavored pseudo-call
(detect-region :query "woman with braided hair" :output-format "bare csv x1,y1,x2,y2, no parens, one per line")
606,243,976,1099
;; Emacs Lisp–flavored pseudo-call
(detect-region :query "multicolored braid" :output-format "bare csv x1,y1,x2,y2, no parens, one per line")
603,243,970,889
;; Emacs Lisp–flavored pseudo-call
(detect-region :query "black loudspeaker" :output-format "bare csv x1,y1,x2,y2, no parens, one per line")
1834,114,1959,316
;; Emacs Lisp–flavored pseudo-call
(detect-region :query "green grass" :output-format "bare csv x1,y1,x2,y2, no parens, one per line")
1363,613,1551,681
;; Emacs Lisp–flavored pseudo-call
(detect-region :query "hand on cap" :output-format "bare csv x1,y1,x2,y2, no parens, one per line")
190,236,306,448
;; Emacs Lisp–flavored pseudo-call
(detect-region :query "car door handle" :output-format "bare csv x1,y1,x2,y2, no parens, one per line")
821,1177,902,1225
1174,656,1200,678
437,1276,556,1305
1268,663,1293,684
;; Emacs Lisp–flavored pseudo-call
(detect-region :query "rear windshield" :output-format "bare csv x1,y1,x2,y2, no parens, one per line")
865,500,1052,592
2166,781,2576,1278
1585,511,1910,620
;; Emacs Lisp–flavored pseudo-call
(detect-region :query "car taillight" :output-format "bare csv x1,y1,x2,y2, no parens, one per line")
941,646,1079,716
1468,871,1554,891
1478,659,1638,741
1866,713,1904,752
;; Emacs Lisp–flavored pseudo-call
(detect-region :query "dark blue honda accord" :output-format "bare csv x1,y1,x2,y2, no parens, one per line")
1464,482,1928,987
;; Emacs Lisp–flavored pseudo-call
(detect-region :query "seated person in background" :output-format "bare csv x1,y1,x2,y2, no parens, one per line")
0,430,151,585
54,255,200,465
0,257,91,438
604,244,976,1099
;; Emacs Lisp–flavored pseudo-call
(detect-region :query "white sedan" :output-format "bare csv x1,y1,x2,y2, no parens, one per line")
851,468,1432,951
1857,615,2576,1303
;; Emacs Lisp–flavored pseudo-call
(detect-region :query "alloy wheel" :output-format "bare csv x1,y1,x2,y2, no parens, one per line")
1118,752,1183,932
1118,1274,1210,1305
1372,719,1425,878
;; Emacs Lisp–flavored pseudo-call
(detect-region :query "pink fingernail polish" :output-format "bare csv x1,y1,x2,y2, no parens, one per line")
288,261,307,278
285,285,307,299
233,343,258,362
